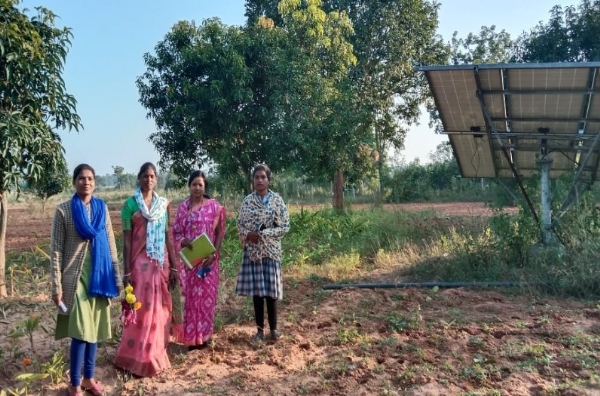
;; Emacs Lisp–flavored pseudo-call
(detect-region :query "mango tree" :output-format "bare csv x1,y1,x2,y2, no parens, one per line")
0,0,81,297
246,0,448,206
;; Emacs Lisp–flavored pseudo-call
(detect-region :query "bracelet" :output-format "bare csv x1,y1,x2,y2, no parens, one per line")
170,268,178,272
123,272,131,277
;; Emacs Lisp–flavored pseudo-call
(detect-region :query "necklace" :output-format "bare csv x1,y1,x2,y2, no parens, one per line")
188,197,204,213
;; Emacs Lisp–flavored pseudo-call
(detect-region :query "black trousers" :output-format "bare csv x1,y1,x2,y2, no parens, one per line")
253,295,277,331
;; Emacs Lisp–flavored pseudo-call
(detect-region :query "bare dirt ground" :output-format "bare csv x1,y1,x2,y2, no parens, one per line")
2,202,599,396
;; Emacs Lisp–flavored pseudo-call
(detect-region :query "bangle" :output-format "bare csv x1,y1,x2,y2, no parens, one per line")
123,272,131,277
170,268,178,272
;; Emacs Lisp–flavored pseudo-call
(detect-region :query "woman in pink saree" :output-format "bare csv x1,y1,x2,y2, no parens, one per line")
172,171,225,350
114,162,178,377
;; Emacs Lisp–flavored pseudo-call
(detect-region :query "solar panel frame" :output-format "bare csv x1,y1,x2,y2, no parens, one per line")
418,63,600,181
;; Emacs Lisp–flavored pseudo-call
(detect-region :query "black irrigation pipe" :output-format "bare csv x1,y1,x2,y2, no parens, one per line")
322,281,531,290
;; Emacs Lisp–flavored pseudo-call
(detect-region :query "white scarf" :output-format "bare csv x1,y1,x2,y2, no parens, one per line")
134,188,168,266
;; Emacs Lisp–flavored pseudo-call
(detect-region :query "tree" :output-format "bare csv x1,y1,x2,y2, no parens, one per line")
0,1,81,297
137,17,295,191
274,0,364,210
428,142,454,163
246,0,448,204
112,165,126,190
29,149,70,214
450,25,513,65
513,1,600,62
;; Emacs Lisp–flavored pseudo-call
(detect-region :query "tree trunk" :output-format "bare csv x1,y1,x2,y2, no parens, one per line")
333,169,344,211
0,191,8,297
378,157,384,197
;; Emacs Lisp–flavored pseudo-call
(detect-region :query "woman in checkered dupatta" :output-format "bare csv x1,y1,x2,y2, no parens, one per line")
235,164,290,341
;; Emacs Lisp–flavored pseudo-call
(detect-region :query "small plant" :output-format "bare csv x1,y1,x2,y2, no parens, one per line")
14,372,49,394
22,314,40,352
1,388,28,396
7,326,25,358
467,336,485,350
389,305,421,332
41,351,66,385
336,329,361,345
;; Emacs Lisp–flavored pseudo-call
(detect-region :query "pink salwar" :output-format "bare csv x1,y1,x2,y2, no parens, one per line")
114,211,172,377
172,198,225,346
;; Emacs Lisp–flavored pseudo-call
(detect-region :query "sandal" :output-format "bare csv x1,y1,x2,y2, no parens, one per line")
83,382,104,396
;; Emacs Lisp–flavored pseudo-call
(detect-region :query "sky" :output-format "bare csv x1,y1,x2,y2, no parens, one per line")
20,0,579,175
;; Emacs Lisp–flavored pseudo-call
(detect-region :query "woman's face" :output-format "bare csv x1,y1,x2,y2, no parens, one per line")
189,176,205,200
74,169,95,198
139,168,157,192
253,170,269,194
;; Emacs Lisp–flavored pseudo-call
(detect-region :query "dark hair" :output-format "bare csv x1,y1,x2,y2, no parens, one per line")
137,162,158,179
188,170,211,199
72,164,95,183
188,170,207,188
252,163,272,181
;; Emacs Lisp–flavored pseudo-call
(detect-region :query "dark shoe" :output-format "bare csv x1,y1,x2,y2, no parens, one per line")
201,338,213,348
270,330,282,340
252,331,265,342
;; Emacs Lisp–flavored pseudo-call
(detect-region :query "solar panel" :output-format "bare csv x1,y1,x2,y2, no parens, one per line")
418,63,600,181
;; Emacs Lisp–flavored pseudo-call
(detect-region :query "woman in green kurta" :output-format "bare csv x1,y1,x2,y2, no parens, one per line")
50,164,122,396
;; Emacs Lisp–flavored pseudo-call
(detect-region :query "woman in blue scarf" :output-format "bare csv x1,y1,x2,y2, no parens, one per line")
50,164,122,396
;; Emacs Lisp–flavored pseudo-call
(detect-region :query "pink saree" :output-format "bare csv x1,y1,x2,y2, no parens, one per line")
114,210,172,377
172,198,225,346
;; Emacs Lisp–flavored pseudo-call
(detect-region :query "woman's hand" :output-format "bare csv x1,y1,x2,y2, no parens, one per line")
181,238,193,250
51,293,62,307
201,253,216,268
122,275,131,289
246,232,260,244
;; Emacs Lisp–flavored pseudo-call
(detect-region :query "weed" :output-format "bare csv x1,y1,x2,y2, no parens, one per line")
22,315,40,353
335,329,362,345
377,336,396,349
467,336,485,350
389,305,421,332
0,387,28,396
295,383,309,394
515,320,527,329
40,351,66,384
460,363,490,384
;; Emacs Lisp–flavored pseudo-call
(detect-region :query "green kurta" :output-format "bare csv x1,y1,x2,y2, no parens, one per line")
55,253,112,342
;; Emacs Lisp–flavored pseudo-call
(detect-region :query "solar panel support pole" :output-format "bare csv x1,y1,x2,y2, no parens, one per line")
552,130,600,226
474,78,540,226
540,157,554,245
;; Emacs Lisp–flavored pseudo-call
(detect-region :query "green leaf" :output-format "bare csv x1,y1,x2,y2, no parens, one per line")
15,373,49,382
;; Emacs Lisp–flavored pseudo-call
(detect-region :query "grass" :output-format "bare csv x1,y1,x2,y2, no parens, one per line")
4,202,600,394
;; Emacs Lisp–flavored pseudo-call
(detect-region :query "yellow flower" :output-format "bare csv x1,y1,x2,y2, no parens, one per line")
133,301,142,310
22,358,32,366
125,293,137,305
124,285,134,294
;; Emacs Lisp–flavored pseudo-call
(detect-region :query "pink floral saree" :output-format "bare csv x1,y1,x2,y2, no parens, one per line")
172,198,225,346
114,210,172,377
